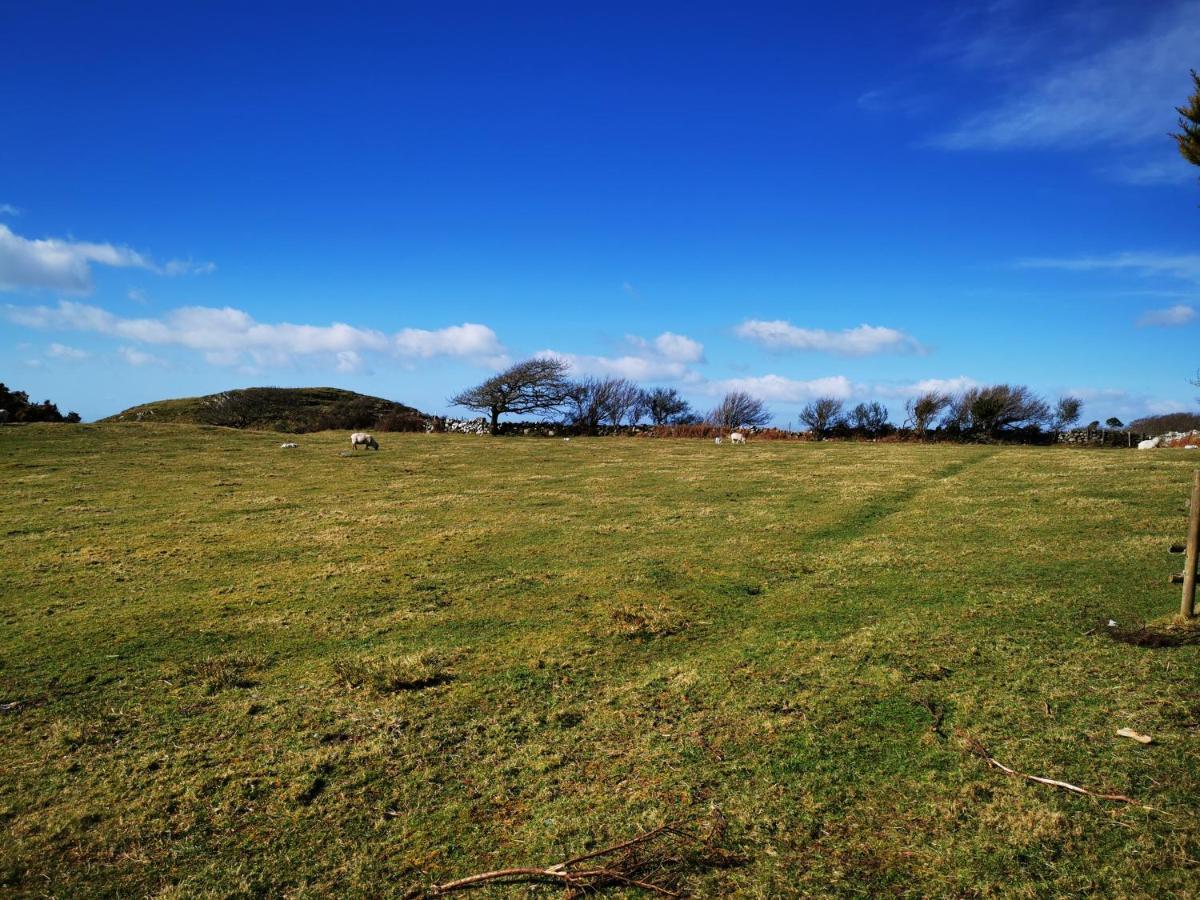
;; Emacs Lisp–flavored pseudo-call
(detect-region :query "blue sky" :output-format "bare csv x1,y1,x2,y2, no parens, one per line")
2,0,1198,424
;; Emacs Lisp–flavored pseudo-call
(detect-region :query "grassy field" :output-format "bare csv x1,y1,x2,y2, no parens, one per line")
2,424,1198,898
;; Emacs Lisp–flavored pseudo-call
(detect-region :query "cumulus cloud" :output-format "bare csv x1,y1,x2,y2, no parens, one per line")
47,342,89,361
734,319,925,356
933,3,1200,150
4,299,506,370
627,331,705,363
705,374,856,403
395,323,507,367
1138,304,1197,327
0,223,215,294
1018,252,1200,284
541,331,706,382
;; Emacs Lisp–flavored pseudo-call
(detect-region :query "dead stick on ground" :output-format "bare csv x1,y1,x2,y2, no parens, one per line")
403,823,692,898
963,735,1146,807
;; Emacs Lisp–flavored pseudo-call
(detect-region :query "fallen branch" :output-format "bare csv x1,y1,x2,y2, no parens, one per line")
962,734,1141,806
403,821,732,898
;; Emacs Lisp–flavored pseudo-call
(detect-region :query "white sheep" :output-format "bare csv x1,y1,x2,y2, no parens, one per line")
350,432,379,451
280,442,298,449
714,436,722,445
730,432,746,445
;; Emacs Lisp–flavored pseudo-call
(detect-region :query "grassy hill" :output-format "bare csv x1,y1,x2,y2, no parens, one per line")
103,386,425,433
1,425,1198,896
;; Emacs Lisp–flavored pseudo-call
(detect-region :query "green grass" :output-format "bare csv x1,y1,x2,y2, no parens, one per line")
1,423,1198,897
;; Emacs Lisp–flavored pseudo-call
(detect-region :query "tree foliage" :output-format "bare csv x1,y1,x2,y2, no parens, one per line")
450,358,573,435
1053,395,1083,431
944,384,1051,437
905,391,950,438
0,383,79,424
708,391,771,430
640,387,693,426
1175,69,1200,170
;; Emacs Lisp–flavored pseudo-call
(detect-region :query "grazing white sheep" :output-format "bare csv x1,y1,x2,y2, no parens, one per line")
350,432,379,451
730,431,746,445
280,442,298,449
714,436,722,445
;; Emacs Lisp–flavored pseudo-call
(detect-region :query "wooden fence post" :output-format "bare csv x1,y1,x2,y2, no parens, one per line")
1183,470,1200,619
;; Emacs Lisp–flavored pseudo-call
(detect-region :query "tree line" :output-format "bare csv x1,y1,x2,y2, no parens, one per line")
0,383,81,424
449,358,1090,440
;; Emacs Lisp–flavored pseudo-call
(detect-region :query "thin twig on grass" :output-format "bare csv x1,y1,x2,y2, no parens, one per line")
962,734,1144,806
403,821,733,898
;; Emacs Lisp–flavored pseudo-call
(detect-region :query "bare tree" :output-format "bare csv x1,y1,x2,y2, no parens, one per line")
849,401,889,437
598,378,642,427
799,397,844,438
1053,396,1083,431
564,378,605,435
450,357,573,435
904,391,950,439
708,391,771,431
641,387,692,425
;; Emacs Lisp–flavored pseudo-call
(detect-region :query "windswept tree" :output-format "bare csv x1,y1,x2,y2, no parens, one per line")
708,391,771,431
565,376,642,434
950,384,1051,437
1174,69,1200,177
450,357,573,435
849,401,890,437
598,378,642,427
799,397,844,438
640,387,693,426
1105,416,1125,430
1053,395,1083,431
905,391,950,439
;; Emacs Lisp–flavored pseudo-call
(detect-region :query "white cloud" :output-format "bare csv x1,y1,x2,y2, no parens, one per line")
541,330,706,382
1018,252,1200,284
542,350,697,382
47,342,89,361
628,331,705,363
0,223,214,294
4,299,505,370
395,323,507,366
0,204,19,217
734,319,925,355
933,4,1200,150
1138,304,1196,327
117,346,166,367
335,350,365,373
875,376,980,398
705,374,856,403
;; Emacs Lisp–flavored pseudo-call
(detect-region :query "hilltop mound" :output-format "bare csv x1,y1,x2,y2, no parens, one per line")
104,387,426,433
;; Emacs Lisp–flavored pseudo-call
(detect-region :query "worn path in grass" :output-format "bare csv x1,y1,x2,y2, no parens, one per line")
1,424,1198,897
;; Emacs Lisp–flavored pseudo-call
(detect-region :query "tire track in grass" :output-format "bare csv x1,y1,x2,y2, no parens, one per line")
805,449,998,546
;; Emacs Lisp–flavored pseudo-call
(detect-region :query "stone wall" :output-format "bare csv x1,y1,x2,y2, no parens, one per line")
1056,429,1148,448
